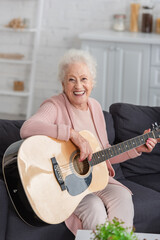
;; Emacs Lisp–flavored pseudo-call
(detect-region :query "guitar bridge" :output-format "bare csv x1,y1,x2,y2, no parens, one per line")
51,157,66,191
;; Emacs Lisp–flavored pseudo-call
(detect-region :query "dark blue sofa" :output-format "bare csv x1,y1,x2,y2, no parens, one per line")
0,103,160,239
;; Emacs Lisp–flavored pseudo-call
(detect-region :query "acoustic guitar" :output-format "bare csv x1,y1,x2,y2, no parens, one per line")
3,125,160,226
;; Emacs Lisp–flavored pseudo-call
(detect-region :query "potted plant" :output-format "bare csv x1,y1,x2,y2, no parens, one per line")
91,218,138,240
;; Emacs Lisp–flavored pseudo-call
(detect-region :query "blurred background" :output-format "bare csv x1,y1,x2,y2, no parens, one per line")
0,0,160,119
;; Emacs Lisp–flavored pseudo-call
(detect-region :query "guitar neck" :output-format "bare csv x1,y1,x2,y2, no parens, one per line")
90,131,155,167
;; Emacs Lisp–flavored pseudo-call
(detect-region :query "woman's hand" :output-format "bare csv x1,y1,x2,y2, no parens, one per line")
136,129,158,154
70,128,93,161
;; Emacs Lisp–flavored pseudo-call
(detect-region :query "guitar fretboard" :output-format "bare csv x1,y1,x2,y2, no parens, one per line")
90,131,155,167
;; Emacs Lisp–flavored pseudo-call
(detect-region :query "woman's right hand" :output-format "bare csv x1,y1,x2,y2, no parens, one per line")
70,128,93,162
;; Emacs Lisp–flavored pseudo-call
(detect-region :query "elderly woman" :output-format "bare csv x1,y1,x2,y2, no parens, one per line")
20,49,157,235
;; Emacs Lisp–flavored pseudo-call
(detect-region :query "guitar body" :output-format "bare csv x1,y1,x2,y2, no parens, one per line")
3,130,109,226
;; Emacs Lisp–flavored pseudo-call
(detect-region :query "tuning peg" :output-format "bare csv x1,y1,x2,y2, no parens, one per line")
155,122,158,127
152,122,160,131
152,123,155,130
155,122,160,130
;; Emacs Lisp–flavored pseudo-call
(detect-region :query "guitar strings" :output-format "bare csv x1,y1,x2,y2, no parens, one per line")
60,161,90,170
57,161,92,175
56,155,99,171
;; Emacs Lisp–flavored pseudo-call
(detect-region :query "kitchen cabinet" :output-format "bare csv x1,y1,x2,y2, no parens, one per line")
149,45,160,106
79,31,160,110
0,0,44,119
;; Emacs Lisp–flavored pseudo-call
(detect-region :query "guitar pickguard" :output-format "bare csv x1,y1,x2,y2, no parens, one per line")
65,172,92,196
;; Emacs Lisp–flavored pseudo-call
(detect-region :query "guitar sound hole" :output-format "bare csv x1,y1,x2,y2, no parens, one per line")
73,154,90,176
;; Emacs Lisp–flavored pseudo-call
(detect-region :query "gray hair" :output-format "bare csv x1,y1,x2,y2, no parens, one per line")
58,49,97,86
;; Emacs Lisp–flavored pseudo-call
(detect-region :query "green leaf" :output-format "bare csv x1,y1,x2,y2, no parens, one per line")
91,218,138,240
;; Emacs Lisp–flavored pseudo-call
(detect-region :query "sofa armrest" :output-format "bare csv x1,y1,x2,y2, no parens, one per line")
0,119,24,178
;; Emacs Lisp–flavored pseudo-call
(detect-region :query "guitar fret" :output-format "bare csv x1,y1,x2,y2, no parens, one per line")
111,146,117,158
127,140,131,149
100,150,105,159
103,149,109,160
93,152,99,164
101,152,105,158
127,139,133,149
115,144,121,155
117,143,123,154
113,145,118,155
107,147,114,158
104,148,109,159
135,136,141,146
122,142,127,151
91,155,97,166
140,135,145,145
93,152,98,159
123,142,128,151
131,139,136,147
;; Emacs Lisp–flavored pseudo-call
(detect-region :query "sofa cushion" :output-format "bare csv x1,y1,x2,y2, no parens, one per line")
109,103,160,178
0,120,24,178
7,203,74,240
127,173,160,193
119,178,160,233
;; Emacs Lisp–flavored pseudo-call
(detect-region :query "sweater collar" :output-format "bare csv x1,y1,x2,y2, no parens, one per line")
62,93,105,148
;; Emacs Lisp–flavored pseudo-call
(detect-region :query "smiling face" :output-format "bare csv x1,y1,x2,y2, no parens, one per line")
62,62,94,110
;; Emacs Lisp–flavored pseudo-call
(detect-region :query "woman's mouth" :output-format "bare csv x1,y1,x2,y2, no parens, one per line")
73,91,85,96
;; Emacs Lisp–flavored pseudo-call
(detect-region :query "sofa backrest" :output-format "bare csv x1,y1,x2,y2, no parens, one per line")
110,103,160,178
103,111,115,145
0,119,24,178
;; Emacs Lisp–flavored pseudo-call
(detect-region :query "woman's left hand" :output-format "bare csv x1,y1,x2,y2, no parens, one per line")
136,129,158,154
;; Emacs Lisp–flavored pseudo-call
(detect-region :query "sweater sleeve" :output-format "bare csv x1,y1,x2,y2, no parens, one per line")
20,101,71,141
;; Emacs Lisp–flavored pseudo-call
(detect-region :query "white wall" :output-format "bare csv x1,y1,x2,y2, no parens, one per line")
35,0,130,113
0,0,160,115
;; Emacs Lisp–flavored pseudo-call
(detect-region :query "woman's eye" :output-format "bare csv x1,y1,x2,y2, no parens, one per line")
69,78,75,82
82,78,87,81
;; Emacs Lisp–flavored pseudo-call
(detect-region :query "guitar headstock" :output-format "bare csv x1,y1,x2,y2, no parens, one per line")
152,122,160,140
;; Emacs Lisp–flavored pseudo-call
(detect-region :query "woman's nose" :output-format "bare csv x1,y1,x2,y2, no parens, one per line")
75,80,82,88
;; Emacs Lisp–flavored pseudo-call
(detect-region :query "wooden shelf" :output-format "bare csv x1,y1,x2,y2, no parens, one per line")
0,0,44,118
0,112,25,120
0,26,37,33
0,59,33,64
0,90,30,97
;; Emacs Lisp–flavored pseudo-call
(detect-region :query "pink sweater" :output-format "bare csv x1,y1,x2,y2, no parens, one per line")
20,93,140,234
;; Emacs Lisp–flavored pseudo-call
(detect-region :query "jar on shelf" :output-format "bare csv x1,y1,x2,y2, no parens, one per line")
13,80,24,91
113,14,126,31
141,6,153,33
130,2,140,32
156,17,160,34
